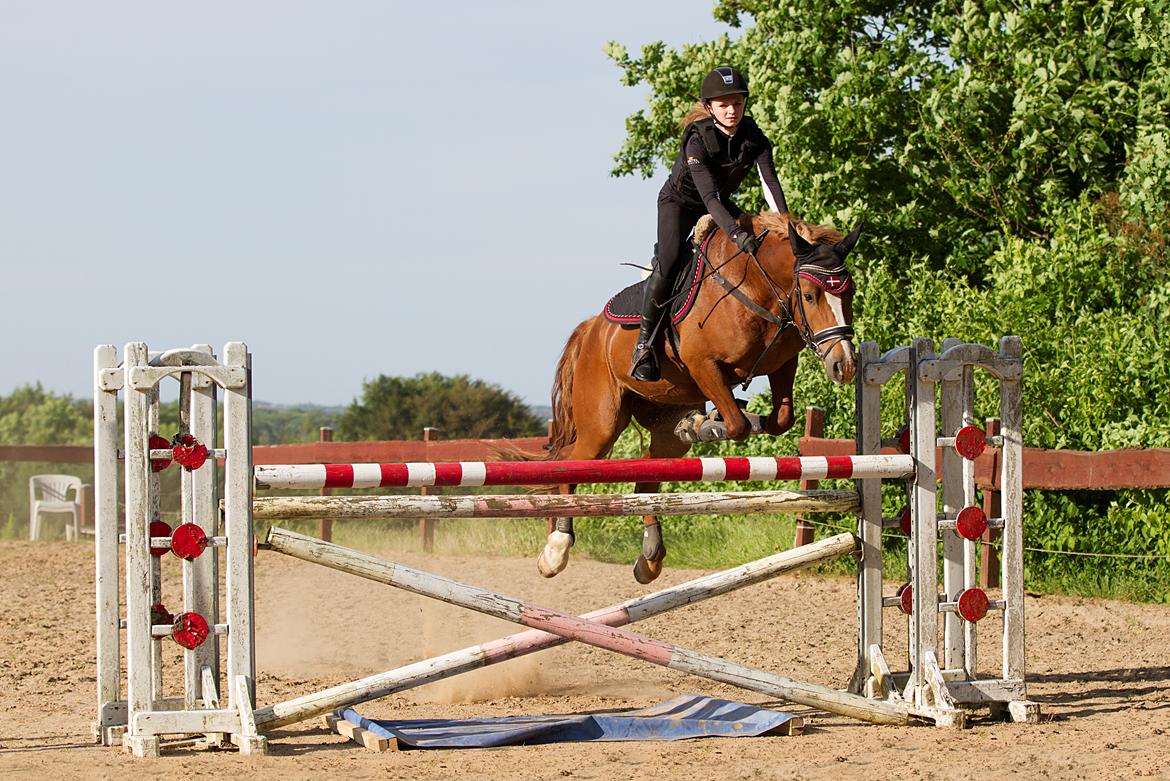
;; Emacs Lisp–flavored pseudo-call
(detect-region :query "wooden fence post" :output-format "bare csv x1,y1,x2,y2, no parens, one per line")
419,427,438,552
318,427,334,542
980,418,1001,589
794,407,824,547
79,483,93,538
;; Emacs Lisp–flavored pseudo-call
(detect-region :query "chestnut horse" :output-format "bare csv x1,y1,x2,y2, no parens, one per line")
537,212,861,582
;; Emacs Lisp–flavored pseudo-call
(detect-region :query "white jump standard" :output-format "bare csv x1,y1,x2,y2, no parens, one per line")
851,337,1038,725
93,343,264,757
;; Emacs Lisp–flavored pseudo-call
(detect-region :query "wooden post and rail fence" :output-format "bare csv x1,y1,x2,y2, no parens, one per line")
4,414,1168,581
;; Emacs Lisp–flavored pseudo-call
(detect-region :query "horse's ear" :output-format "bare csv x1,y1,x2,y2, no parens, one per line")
837,224,862,256
787,221,814,256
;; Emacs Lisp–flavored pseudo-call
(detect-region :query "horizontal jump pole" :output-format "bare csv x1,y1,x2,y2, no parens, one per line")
264,528,915,726
253,532,859,731
254,454,915,490
251,489,860,521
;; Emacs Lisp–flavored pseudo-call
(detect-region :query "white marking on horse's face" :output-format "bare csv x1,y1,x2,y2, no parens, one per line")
827,293,856,363
819,292,856,384
826,292,848,330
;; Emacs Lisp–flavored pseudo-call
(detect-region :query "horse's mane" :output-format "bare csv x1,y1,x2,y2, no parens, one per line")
693,212,843,246
755,212,843,244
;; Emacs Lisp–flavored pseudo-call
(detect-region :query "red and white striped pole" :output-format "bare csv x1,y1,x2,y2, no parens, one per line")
255,454,914,491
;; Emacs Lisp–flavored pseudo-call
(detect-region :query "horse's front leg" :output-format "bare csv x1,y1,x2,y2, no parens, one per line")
763,357,799,436
688,359,753,441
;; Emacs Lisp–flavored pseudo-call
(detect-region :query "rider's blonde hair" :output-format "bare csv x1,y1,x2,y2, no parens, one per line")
680,102,710,129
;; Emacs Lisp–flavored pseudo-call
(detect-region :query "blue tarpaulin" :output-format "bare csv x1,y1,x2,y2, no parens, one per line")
335,694,801,749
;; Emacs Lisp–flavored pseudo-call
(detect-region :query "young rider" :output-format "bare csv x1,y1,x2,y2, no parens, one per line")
630,66,790,382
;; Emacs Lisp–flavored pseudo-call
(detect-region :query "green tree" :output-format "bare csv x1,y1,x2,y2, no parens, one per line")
252,403,339,445
0,384,90,445
607,0,1169,275
337,372,545,441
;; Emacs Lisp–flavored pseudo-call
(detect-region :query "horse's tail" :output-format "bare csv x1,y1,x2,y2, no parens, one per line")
545,317,591,460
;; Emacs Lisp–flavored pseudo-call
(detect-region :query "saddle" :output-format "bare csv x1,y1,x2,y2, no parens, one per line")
603,231,712,334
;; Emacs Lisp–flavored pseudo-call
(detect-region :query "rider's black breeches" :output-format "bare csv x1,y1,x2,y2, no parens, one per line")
655,196,705,283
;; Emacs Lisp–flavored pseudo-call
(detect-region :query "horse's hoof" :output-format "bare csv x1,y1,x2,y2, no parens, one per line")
537,530,573,578
674,411,707,443
633,554,663,584
698,420,728,441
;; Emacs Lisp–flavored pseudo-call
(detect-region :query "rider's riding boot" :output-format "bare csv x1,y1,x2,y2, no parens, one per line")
631,269,673,382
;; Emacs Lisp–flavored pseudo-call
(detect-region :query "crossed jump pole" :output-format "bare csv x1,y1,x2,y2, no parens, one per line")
253,531,864,731
262,527,916,727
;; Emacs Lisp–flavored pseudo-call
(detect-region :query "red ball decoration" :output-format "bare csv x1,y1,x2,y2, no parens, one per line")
897,583,913,615
170,523,209,560
955,506,988,540
957,588,990,623
953,425,987,461
149,434,173,472
149,520,173,557
171,434,209,471
171,612,210,649
150,603,174,626
898,506,912,536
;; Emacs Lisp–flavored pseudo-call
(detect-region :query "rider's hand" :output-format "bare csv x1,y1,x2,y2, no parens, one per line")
730,228,761,256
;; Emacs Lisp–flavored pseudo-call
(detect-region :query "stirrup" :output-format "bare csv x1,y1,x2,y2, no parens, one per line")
630,342,660,382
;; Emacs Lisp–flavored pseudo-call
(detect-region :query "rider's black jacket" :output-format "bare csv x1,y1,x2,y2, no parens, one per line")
659,116,789,238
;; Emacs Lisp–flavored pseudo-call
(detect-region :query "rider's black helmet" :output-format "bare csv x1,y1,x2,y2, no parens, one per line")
700,67,749,102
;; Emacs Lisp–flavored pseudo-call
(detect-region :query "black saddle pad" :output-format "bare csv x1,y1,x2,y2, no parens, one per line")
604,232,711,328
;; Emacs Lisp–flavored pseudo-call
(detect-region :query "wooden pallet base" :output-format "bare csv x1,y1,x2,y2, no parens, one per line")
325,714,400,753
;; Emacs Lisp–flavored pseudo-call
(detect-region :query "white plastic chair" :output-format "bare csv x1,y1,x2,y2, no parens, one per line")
29,474,83,541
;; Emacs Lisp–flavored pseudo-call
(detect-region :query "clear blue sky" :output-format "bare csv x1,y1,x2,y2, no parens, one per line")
1,2,741,408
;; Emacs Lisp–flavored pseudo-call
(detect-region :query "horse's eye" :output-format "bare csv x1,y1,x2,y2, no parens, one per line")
803,292,815,303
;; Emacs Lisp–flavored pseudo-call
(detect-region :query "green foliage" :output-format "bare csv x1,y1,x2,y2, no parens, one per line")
0,384,90,445
337,372,546,441
609,0,1170,275
252,403,339,446
605,0,1170,600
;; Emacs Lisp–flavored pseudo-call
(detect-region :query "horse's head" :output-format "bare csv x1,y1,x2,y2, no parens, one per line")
785,221,860,385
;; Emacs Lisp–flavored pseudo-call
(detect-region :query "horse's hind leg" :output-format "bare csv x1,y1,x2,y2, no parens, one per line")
537,372,631,578
630,403,693,584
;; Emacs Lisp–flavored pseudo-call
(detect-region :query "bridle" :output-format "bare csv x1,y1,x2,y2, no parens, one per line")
792,260,855,359
699,229,854,385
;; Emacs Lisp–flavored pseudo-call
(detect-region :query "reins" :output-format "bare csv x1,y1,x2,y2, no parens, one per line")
699,228,854,388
